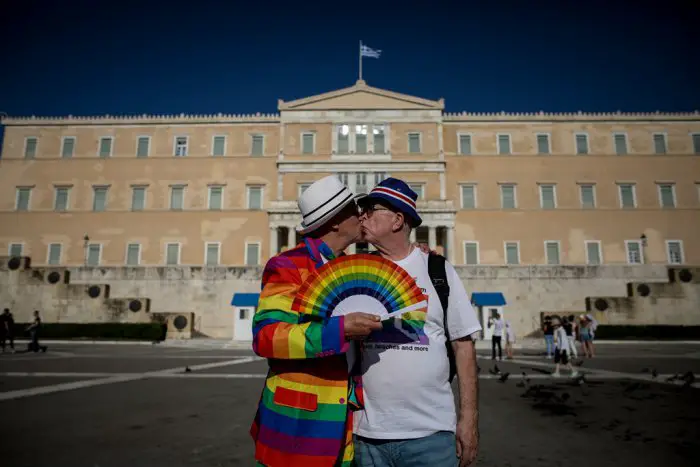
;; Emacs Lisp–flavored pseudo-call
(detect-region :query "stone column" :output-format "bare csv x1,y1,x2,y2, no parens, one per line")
349,173,357,193
437,122,444,160
410,229,417,243
446,226,455,264
287,226,296,248
277,173,283,201
278,123,285,161
269,227,279,257
439,171,446,200
428,226,437,251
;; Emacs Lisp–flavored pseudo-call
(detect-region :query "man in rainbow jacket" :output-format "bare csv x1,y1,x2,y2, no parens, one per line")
250,175,384,467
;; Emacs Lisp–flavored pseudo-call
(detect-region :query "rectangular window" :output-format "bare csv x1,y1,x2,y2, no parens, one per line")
298,183,312,196
356,173,368,193
302,133,315,154
497,134,511,155
61,137,75,158
337,125,349,154
613,133,628,155
174,136,188,157
25,137,38,159
580,184,596,208
337,173,349,186
98,137,113,158
355,125,368,153
208,185,223,210
575,133,589,155
131,186,146,211
537,134,550,154
666,240,684,265
247,186,263,210
619,184,636,208
693,134,700,154
205,242,220,266
461,185,476,209
54,187,70,211
373,172,388,187
626,240,643,264
459,134,472,155
245,243,260,266
658,184,676,208
9,243,23,257
408,133,421,153
136,136,150,158
16,187,32,211
545,241,560,265
126,243,141,266
539,184,556,209
170,186,185,210
165,243,180,265
408,183,425,200
251,135,264,156
585,241,602,265
653,133,667,154
373,125,385,154
93,187,108,212
464,242,479,265
212,135,226,157
505,242,520,265
47,243,62,265
87,244,101,266
500,184,516,209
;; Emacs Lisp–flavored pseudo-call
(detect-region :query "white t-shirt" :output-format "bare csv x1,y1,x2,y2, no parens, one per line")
354,249,482,439
491,318,505,337
554,326,568,351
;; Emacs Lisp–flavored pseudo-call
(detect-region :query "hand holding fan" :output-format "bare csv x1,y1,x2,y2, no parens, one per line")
292,254,428,321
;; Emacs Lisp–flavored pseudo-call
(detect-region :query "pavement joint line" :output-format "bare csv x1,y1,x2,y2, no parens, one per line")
480,356,700,389
0,356,264,402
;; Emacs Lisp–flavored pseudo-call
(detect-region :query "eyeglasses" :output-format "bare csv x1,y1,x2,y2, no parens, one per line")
360,204,394,217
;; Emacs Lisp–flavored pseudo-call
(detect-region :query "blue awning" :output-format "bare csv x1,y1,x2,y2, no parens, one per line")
231,293,260,307
471,292,507,307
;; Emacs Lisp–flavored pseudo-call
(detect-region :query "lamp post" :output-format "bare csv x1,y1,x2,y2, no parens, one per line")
640,234,647,264
83,234,90,266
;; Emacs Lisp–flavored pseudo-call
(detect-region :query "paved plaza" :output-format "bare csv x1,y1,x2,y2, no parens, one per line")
1,341,699,467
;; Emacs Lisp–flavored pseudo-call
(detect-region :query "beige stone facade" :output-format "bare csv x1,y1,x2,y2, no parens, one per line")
2,80,699,269
2,80,700,340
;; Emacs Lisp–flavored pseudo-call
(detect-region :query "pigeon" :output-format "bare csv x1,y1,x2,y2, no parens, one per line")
498,372,510,383
572,374,586,386
681,372,695,387
185,366,192,373
560,392,571,403
651,369,658,379
666,374,680,383
477,365,481,374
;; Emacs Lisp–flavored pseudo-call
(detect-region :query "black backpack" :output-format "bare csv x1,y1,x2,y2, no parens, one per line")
369,251,455,383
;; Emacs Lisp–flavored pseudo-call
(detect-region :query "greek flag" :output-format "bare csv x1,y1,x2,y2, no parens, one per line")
361,44,381,58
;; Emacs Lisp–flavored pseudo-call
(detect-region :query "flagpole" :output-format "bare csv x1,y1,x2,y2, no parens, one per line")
358,40,363,81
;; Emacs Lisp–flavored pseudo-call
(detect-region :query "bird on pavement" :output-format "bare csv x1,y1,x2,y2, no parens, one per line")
651,369,658,379
185,366,192,373
681,371,695,387
498,372,510,383
666,374,680,383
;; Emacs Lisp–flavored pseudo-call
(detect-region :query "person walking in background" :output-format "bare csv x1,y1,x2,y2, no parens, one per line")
1,308,15,353
26,310,47,353
489,312,504,361
542,317,554,359
552,317,578,378
562,316,578,359
505,321,515,360
566,314,579,359
579,315,595,359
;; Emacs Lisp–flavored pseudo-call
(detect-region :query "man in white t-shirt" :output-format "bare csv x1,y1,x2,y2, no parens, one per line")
354,178,482,467
488,312,504,361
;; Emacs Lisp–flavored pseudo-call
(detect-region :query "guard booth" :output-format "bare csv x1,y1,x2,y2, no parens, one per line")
470,292,507,340
231,293,259,342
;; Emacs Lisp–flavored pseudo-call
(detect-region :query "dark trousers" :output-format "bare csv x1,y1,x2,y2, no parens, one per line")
0,333,14,351
492,335,502,360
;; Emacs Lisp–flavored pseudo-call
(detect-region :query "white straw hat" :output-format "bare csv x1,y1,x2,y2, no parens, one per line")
296,175,364,235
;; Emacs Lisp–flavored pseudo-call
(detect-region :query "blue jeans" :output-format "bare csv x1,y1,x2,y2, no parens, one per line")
354,431,458,467
544,335,554,356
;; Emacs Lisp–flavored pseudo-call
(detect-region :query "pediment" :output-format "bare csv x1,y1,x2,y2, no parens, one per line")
278,80,444,111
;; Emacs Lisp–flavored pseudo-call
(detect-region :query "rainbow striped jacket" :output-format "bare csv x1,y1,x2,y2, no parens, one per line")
250,238,361,467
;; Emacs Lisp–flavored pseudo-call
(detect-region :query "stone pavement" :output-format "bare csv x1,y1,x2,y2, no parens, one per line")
0,343,699,466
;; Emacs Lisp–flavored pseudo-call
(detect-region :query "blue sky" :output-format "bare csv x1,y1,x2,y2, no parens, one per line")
1,0,698,149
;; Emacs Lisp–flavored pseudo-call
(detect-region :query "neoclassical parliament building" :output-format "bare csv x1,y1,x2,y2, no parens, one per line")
2,80,699,269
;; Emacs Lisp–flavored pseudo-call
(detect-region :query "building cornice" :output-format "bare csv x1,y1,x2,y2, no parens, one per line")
0,113,281,126
443,110,700,122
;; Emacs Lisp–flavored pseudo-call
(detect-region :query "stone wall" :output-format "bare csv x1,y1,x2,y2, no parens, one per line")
1,255,699,339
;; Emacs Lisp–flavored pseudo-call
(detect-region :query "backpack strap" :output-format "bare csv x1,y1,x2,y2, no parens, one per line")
428,253,456,383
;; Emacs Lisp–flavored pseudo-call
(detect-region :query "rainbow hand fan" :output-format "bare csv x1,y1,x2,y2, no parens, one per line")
292,254,428,321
